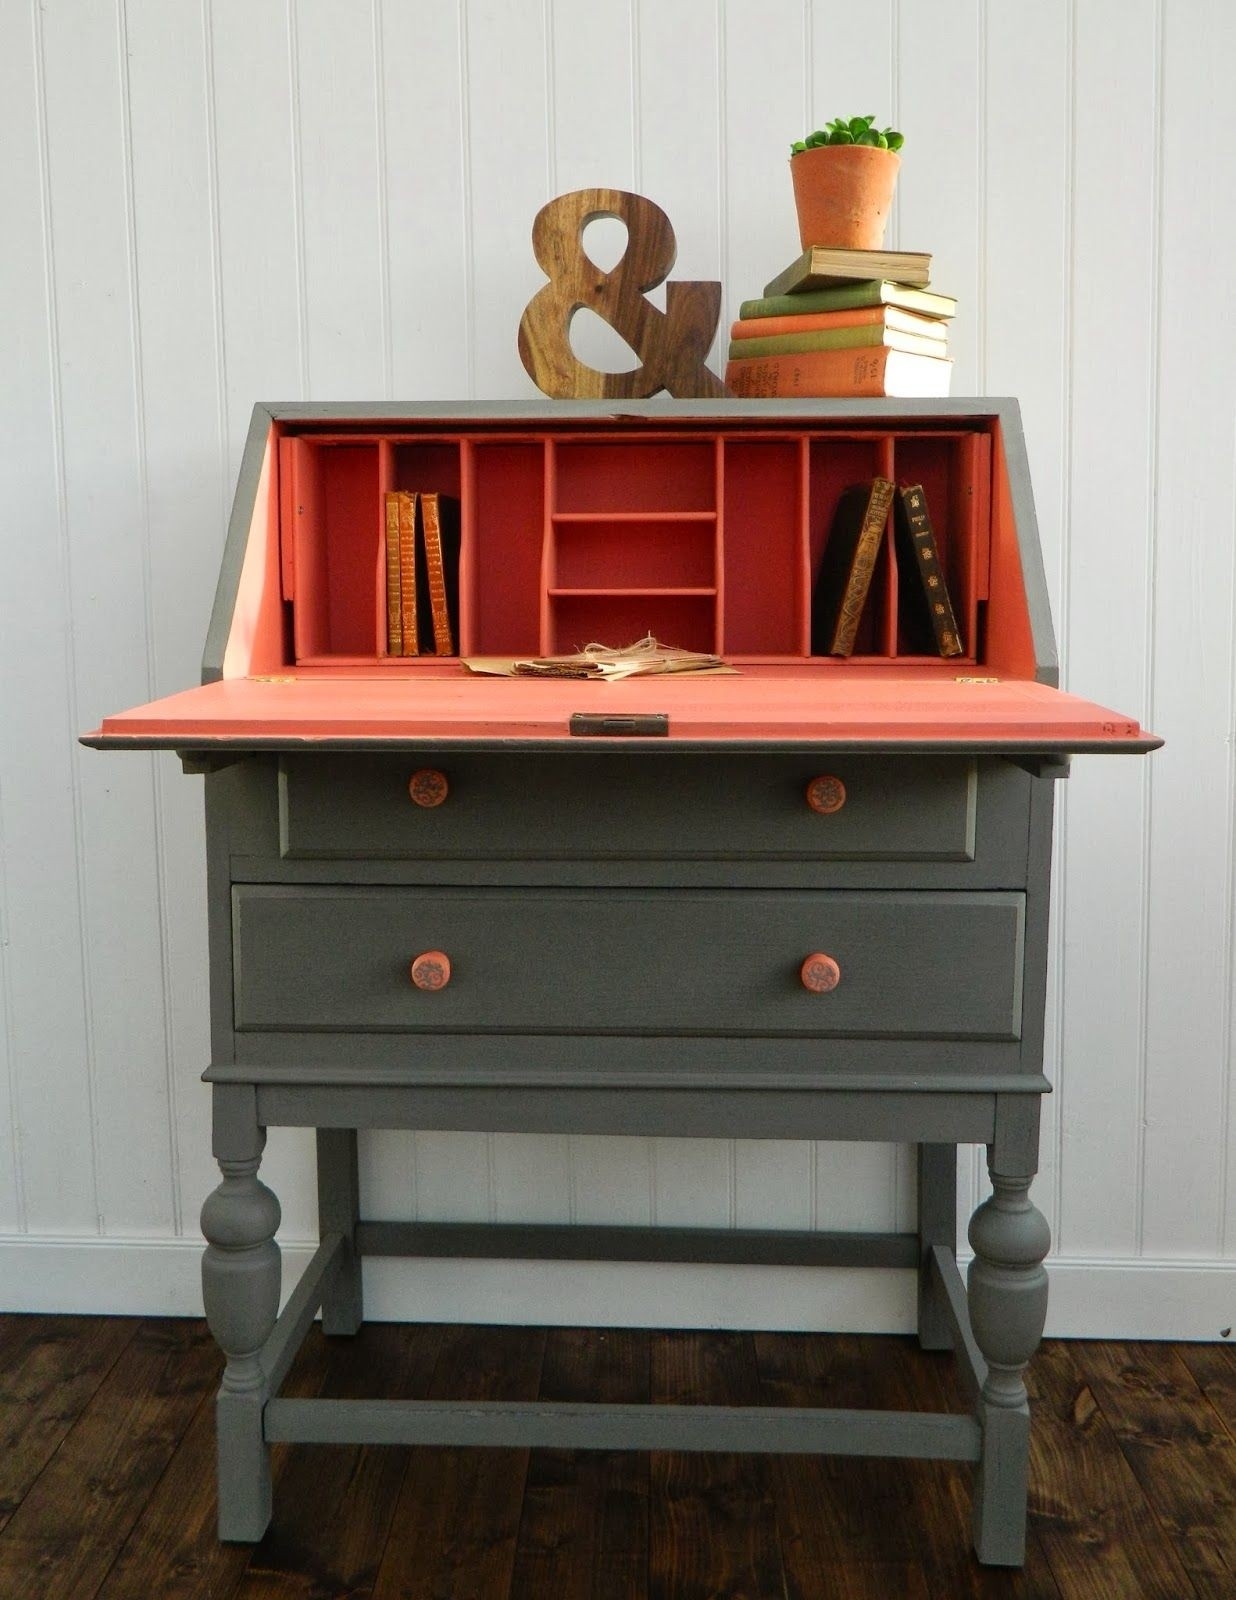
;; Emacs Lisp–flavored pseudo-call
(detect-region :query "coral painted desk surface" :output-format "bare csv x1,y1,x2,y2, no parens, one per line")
82,666,1160,754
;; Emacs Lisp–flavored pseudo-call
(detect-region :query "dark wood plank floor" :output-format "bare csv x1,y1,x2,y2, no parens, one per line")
1,1314,1233,1599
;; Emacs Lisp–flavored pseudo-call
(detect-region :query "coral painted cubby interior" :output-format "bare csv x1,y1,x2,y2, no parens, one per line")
277,418,1001,670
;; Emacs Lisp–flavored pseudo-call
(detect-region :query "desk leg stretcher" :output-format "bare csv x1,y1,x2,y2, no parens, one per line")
201,1118,1050,1567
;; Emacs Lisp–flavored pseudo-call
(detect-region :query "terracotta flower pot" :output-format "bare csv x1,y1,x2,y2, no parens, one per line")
789,144,901,250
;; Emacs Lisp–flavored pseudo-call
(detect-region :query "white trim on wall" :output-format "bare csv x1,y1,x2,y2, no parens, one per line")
3,1236,1233,1344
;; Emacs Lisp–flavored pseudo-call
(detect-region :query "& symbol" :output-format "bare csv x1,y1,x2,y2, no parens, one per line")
518,188,727,399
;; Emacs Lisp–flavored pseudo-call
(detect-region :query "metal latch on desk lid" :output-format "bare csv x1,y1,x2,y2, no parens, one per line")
569,713,669,737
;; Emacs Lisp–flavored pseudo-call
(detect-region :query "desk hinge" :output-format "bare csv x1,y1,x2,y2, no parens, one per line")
569,712,669,737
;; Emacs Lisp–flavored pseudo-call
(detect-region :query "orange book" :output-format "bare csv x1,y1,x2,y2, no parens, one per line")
383,492,402,655
398,491,419,655
419,491,454,655
729,304,946,343
725,346,952,400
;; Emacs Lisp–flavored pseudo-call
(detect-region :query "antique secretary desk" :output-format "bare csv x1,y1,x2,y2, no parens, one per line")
84,399,1157,1567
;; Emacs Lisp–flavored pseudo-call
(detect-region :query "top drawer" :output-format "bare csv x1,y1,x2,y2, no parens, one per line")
278,753,976,863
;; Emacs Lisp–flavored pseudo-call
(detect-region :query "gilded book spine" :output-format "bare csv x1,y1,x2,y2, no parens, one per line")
398,491,419,655
421,492,454,654
901,484,963,657
384,492,402,655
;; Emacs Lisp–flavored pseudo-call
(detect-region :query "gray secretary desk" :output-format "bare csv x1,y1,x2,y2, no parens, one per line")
84,398,1158,1567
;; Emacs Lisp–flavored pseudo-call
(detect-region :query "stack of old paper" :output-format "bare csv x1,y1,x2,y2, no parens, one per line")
465,635,734,681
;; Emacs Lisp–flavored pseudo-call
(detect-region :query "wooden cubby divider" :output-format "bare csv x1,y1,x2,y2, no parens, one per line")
375,438,394,656
878,434,898,659
281,424,987,669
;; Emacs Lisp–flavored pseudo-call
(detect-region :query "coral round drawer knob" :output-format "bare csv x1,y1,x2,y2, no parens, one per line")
800,953,841,993
806,775,847,815
409,951,452,991
408,769,449,808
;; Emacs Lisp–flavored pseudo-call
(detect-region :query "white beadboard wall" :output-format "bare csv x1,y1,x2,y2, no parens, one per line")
1,0,1234,1339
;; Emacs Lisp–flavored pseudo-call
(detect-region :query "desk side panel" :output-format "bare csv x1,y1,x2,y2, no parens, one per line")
203,406,284,683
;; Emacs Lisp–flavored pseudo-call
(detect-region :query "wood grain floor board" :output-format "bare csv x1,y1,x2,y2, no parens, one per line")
754,1330,936,1600
92,1325,335,1600
0,1313,138,1535
649,1330,789,1600
854,1332,1061,1599
0,1309,49,1369
1177,1341,1236,1440
508,1326,650,1600
1026,1340,1200,1600
233,1322,444,1600
369,1323,547,1600
1081,1340,1236,1600
0,1318,1226,1600
0,1319,219,1600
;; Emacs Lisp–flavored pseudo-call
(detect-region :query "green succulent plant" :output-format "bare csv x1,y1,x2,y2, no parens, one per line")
791,116,904,155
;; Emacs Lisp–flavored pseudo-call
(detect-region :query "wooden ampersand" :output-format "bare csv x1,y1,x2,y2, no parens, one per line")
518,189,727,399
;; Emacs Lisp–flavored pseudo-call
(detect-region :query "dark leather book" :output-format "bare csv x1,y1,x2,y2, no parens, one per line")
810,477,895,655
893,483,963,657
415,493,461,655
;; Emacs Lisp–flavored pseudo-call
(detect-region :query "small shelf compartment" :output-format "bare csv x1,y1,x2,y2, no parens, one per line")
722,438,805,655
546,592,718,657
550,514,717,591
280,439,384,659
552,438,716,513
275,416,1002,674
547,588,717,597
805,432,981,663
465,439,543,656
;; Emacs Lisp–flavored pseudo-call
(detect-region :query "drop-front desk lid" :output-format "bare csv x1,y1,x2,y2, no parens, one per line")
81,666,1160,756
80,400,1160,757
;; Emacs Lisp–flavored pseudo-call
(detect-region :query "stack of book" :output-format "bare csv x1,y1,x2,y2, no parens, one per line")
724,246,955,399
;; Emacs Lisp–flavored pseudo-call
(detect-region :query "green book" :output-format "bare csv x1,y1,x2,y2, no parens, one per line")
739,280,957,321
729,325,948,361
763,245,932,296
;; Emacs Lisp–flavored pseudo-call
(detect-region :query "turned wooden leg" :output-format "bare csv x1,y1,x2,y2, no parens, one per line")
316,1128,362,1336
201,1099,281,1542
966,1151,1050,1567
917,1143,957,1351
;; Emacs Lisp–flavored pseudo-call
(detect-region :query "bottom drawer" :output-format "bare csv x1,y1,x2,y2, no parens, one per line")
232,886,1025,1041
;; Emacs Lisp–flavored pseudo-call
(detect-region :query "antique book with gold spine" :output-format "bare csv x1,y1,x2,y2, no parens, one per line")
383,491,402,655
894,483,964,657
397,491,419,655
810,477,896,656
419,491,453,655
